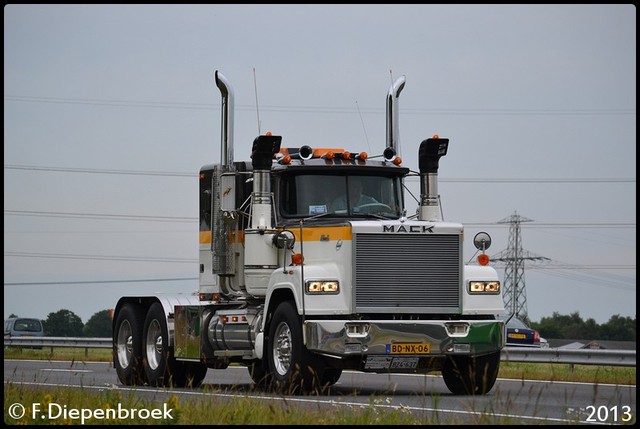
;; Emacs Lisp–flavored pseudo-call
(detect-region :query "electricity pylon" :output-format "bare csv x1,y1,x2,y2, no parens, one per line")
490,211,550,321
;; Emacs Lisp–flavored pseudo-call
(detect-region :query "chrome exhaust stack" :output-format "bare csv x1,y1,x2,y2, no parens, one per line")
385,75,406,159
212,71,236,283
215,70,234,168
418,137,449,221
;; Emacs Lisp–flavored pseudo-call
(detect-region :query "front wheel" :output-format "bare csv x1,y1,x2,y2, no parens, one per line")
267,301,323,394
442,351,500,395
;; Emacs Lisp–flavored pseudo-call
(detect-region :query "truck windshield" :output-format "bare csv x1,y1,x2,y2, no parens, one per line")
280,174,403,218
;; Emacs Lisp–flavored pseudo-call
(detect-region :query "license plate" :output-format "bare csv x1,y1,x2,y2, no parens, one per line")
387,343,431,354
390,358,419,369
508,333,527,339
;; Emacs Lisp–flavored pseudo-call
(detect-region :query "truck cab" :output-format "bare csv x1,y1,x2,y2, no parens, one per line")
112,71,505,396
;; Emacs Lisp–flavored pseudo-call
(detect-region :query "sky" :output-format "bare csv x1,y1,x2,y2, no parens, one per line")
4,4,636,326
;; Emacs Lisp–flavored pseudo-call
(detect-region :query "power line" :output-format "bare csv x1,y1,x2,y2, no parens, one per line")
464,222,636,229
4,251,195,264
4,210,634,228
4,250,634,271
4,94,636,116
4,164,195,177
4,277,198,286
526,265,636,292
4,210,196,222
5,164,635,184
436,178,636,183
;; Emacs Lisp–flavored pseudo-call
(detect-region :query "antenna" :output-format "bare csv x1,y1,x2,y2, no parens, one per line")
355,100,371,153
253,67,261,135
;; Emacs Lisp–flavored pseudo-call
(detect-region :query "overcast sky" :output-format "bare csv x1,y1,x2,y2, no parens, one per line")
4,4,636,325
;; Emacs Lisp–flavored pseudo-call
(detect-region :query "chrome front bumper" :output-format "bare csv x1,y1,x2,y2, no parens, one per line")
304,319,504,357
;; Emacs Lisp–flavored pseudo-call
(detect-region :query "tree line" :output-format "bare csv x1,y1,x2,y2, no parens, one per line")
8,309,112,338
529,312,636,342
7,309,636,342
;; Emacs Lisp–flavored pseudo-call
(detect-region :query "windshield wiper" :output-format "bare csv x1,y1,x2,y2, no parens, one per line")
348,212,396,220
298,211,340,222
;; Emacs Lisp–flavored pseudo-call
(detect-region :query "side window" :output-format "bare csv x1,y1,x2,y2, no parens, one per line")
199,170,212,231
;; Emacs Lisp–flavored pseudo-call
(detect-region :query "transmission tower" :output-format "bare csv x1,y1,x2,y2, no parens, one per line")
490,211,549,321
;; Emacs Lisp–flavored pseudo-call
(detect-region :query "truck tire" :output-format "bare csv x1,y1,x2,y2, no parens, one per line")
113,303,147,386
267,300,323,394
442,351,500,395
143,302,203,387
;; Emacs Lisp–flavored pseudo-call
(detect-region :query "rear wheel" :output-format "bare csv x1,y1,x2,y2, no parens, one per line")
143,302,207,387
113,303,146,385
442,351,500,395
267,301,323,394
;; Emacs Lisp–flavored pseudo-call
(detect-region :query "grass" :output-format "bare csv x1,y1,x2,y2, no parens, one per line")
4,384,434,425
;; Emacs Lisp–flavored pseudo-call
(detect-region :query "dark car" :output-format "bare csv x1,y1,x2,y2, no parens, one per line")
499,315,541,348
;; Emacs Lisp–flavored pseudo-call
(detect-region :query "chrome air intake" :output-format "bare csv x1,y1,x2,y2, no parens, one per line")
418,137,449,221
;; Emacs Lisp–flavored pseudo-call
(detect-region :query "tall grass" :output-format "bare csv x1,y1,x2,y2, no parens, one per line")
4,383,432,425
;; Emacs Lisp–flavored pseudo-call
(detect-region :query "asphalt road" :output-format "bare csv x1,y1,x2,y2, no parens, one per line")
4,359,636,425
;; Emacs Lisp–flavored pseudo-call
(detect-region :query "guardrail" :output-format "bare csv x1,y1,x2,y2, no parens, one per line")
4,336,111,356
4,337,636,367
501,347,636,367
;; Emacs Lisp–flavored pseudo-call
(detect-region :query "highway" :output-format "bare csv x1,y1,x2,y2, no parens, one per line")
4,359,636,425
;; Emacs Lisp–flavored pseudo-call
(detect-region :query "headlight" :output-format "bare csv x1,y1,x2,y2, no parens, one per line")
468,281,501,294
305,280,339,294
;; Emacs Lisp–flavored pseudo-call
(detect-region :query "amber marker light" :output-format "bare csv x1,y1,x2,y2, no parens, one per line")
199,293,219,301
291,253,304,265
477,254,490,266
393,156,402,165
357,152,368,160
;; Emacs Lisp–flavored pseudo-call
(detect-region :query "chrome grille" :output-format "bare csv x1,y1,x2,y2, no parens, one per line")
354,233,461,312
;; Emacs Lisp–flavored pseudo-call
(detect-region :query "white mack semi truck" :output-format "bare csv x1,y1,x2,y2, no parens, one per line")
112,70,505,395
